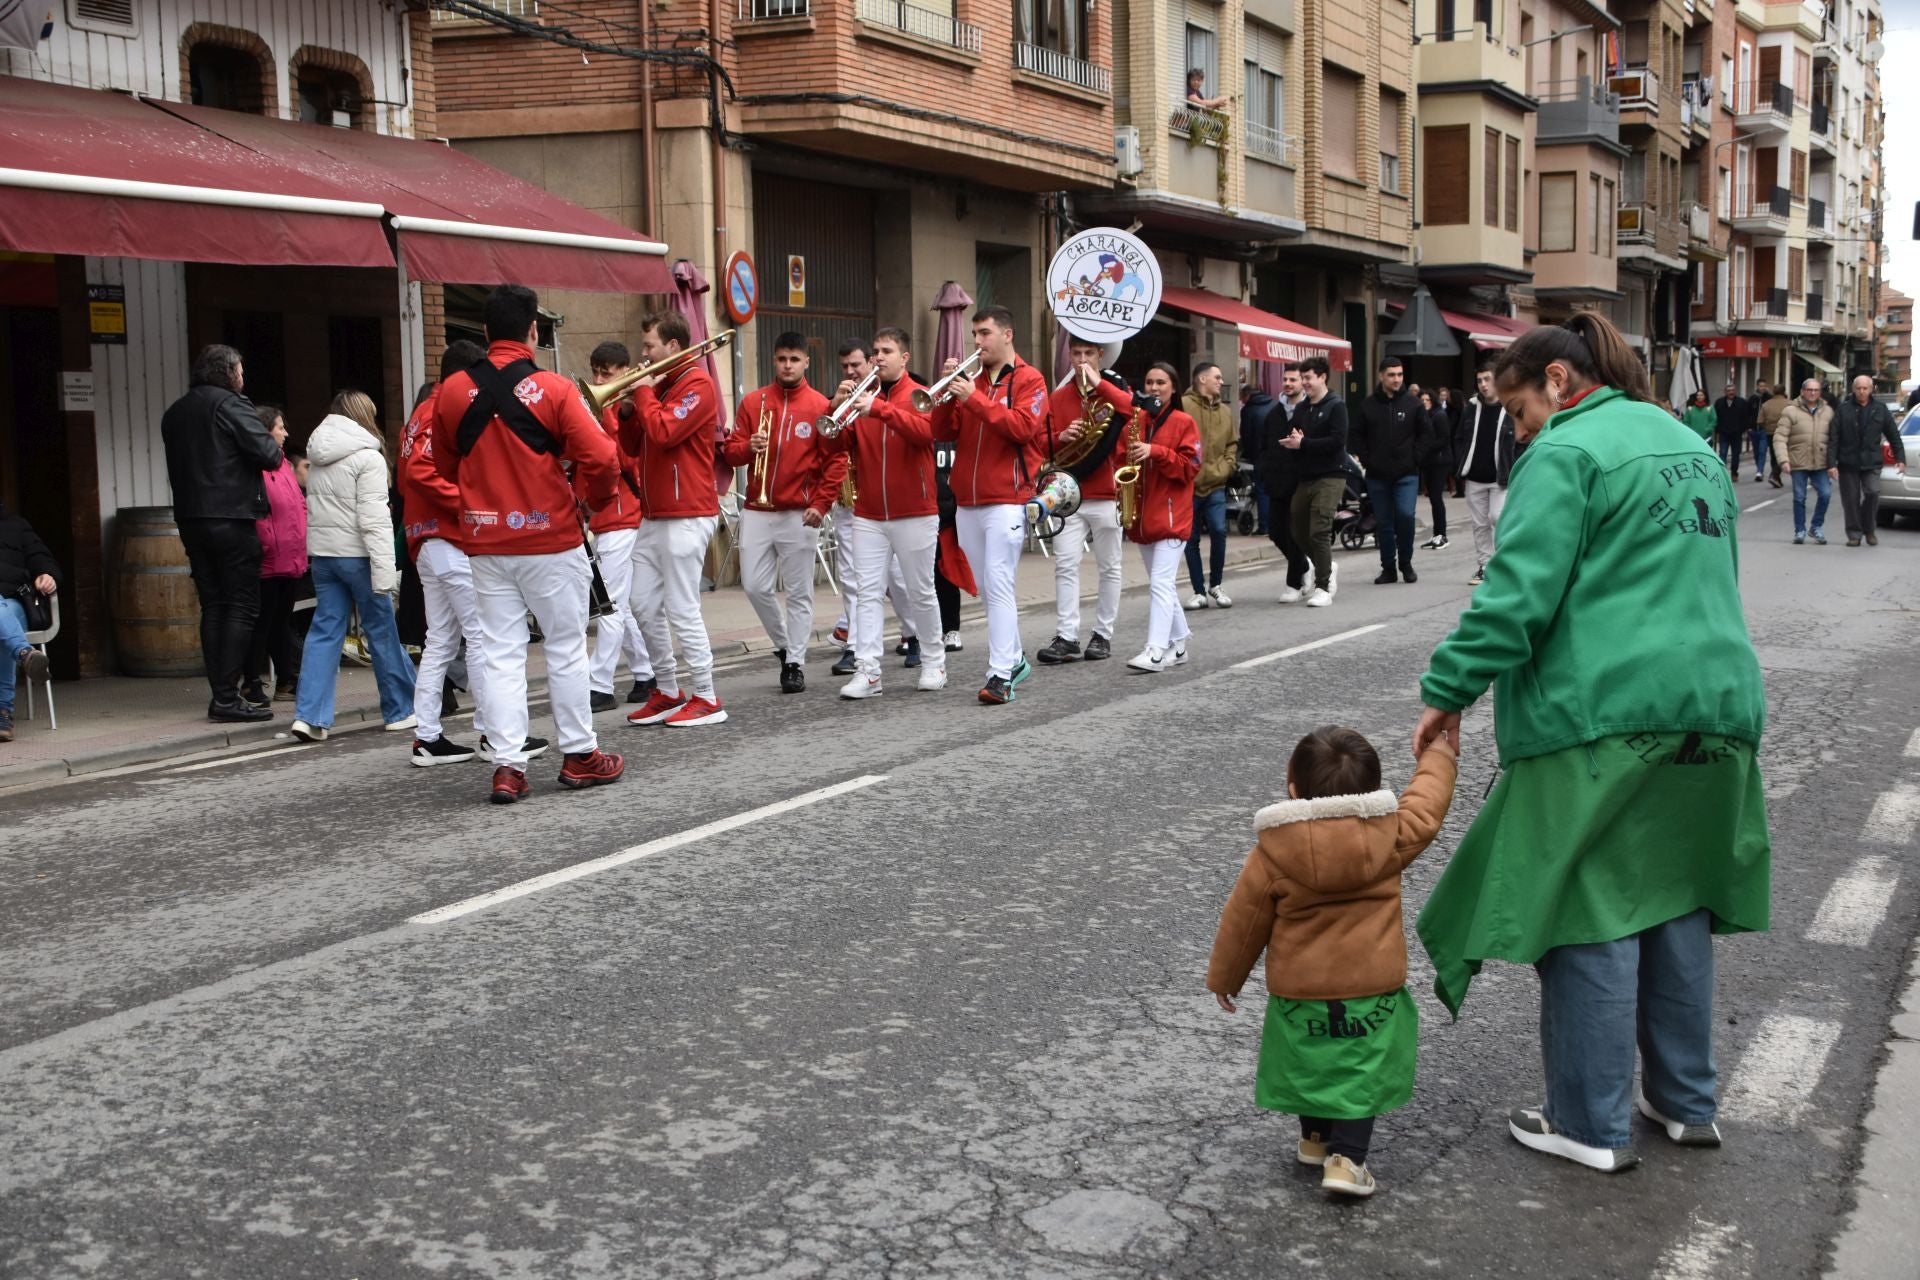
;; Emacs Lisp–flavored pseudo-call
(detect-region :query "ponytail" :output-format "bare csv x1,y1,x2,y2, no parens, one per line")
1494,312,1654,406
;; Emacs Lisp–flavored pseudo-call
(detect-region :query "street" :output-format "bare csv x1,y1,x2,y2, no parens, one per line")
3,492,1917,1280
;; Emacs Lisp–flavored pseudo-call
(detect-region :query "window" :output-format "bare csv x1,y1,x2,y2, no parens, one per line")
297,67,362,128
1423,125,1470,224
1504,135,1520,231
1541,172,1576,252
1720,54,1734,107
1718,166,1731,219
1603,179,1614,257
1016,0,1088,63
1184,22,1218,100
1379,91,1402,194
188,42,269,114
1692,262,1707,306
1322,66,1360,180
1484,127,1500,227
1589,174,1604,253
1794,49,1811,100
1789,247,1805,298
1243,20,1287,162
1790,149,1807,200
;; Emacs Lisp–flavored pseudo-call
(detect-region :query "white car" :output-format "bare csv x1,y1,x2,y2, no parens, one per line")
1877,406,1920,525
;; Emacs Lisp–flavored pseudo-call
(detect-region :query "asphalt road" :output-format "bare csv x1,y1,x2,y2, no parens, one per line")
4,489,1917,1279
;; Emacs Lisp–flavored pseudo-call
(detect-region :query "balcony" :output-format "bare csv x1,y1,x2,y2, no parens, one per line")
854,0,982,52
1807,197,1831,241
1617,202,1683,264
1169,106,1229,147
1013,41,1109,94
737,0,811,17
1244,121,1297,166
1536,77,1621,145
1680,79,1713,138
1733,80,1794,134
1609,66,1663,117
1806,292,1826,324
1731,286,1791,321
1810,99,1835,155
1729,183,1791,233
1686,201,1713,245
1416,23,1529,101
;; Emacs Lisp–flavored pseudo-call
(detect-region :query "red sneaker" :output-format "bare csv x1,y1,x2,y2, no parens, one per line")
664,694,728,727
626,689,688,725
558,749,625,789
489,766,530,805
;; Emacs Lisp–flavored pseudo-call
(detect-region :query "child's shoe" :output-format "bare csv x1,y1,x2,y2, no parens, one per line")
1321,1154,1376,1198
1297,1132,1328,1167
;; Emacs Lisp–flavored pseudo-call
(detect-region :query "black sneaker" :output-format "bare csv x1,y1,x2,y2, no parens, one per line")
894,637,914,656
1036,635,1082,664
1401,566,1418,584
1083,633,1112,661
830,647,857,676
589,690,618,713
626,677,657,704
240,681,270,709
1469,565,1486,586
978,674,1014,705
779,662,805,694
411,736,477,767
479,734,550,760
1374,568,1398,585
1422,534,1449,550
902,637,922,668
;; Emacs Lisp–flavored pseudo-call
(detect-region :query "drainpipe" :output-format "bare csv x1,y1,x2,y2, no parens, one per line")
639,0,656,237
709,0,728,285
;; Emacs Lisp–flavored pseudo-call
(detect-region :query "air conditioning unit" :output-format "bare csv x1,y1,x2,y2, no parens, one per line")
1114,126,1143,178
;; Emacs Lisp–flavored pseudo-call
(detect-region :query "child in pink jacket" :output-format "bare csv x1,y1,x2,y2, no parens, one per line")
245,405,308,706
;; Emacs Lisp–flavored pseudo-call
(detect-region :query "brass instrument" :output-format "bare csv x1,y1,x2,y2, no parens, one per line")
817,367,881,439
1046,362,1116,473
909,348,983,413
753,395,774,504
1113,409,1144,533
838,456,857,507
577,330,735,414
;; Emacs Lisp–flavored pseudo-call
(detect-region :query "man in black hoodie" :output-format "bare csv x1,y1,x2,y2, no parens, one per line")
1239,382,1277,535
1352,356,1426,583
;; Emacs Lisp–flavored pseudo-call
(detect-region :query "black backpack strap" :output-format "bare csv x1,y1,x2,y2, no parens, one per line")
455,358,560,457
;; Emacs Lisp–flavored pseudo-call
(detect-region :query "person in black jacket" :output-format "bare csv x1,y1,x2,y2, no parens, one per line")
1711,382,1754,478
1416,389,1452,551
0,502,59,743
1351,356,1427,584
160,344,284,723
1277,357,1348,606
1239,383,1277,535
1453,365,1518,585
1830,373,1907,546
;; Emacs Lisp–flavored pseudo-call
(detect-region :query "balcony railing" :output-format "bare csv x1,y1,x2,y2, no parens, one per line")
1731,286,1790,320
1686,201,1712,243
1609,66,1662,111
1806,292,1826,323
1811,99,1831,138
1733,80,1794,124
856,0,982,52
1617,202,1654,243
1244,120,1296,165
1536,76,1621,143
1169,106,1229,146
1732,183,1791,221
433,0,538,20
1808,197,1829,233
737,0,810,17
1012,41,1109,93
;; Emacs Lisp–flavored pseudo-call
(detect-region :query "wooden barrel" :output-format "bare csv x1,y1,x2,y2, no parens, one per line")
111,506,204,677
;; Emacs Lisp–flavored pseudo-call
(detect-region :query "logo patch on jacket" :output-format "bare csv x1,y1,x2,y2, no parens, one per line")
514,377,545,406
795,420,812,438
672,392,699,420
506,510,526,530
1030,390,1046,416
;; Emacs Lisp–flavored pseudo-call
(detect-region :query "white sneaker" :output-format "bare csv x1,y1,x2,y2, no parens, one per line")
1304,589,1333,608
1327,560,1340,597
1208,586,1233,608
1183,593,1208,611
1635,1092,1723,1147
839,665,883,699
384,714,417,733
290,719,328,742
1171,640,1189,666
1508,1106,1640,1172
942,631,964,652
1277,585,1304,604
1127,646,1167,672
917,664,948,692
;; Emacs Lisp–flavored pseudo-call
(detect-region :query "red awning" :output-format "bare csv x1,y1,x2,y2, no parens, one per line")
1437,307,1533,351
1159,286,1354,371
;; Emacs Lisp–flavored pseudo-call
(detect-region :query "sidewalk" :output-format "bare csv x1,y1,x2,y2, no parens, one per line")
2,529,1294,788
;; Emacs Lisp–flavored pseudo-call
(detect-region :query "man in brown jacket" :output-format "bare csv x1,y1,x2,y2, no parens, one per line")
1755,385,1788,486
1774,378,1836,543
1182,363,1238,609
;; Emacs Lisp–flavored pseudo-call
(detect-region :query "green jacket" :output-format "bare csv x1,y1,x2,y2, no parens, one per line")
1681,404,1716,440
1420,386,1767,766
1182,392,1238,495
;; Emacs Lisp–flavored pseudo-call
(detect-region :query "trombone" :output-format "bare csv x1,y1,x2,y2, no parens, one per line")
577,329,735,414
817,367,881,439
909,348,983,414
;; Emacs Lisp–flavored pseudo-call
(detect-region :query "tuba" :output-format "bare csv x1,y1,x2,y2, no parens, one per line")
1046,363,1119,476
1113,408,1144,533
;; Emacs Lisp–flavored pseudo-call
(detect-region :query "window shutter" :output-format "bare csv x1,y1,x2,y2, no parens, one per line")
1423,125,1471,224
1484,127,1500,226
1323,67,1360,179
1505,135,1520,231
1540,173,1576,252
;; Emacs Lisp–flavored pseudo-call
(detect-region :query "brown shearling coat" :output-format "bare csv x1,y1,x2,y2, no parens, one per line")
1206,745,1457,1002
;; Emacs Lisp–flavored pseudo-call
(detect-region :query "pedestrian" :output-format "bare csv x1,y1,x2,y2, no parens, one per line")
1756,385,1788,486
1239,379,1277,537
1413,311,1769,1174
290,390,417,741
1711,382,1752,478
1830,373,1906,547
1775,378,1836,544
1037,336,1132,666
1183,361,1237,610
160,344,284,723
1681,389,1717,441
1205,725,1458,1198
1261,364,1313,602
1121,362,1201,672
1453,364,1516,586
1283,356,1347,607
243,404,307,708
1417,388,1452,552
0,501,58,744
1353,356,1425,584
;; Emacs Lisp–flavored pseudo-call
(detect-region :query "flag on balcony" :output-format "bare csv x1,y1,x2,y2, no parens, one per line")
1606,31,1622,79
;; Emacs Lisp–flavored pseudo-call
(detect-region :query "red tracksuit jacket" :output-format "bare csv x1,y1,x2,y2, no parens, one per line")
1044,375,1133,502
432,340,617,556
398,385,466,558
620,362,722,519
577,403,643,535
835,375,939,522
1117,406,1201,544
721,381,841,516
931,356,1049,506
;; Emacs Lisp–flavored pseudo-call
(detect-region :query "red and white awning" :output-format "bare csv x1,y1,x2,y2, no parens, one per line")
1159,286,1354,371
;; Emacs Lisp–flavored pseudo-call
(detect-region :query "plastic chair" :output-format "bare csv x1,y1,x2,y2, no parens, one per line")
20,592,57,730
814,509,841,596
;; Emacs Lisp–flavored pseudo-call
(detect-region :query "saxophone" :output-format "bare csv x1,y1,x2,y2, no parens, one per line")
839,455,857,507
1113,408,1143,533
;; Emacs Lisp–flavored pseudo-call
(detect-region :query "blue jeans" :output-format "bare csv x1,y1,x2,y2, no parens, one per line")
295,556,416,728
0,596,28,713
1748,428,1770,478
1716,433,1742,473
1367,474,1420,570
1254,482,1272,533
1185,488,1228,592
1791,468,1832,535
1536,909,1717,1149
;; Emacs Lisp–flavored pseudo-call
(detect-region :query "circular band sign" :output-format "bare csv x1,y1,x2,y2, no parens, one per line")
723,250,758,325
1046,227,1162,344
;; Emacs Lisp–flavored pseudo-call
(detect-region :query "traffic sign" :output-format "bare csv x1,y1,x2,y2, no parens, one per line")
723,250,758,325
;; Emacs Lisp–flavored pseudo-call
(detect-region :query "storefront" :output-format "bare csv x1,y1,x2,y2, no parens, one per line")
1697,335,1771,397
1129,286,1352,394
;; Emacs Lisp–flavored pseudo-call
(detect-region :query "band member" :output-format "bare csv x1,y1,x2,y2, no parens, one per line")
620,311,728,727
827,338,870,677
720,331,838,693
1036,338,1132,665
1119,362,1201,672
432,284,624,802
932,305,1049,704
833,326,947,698
579,342,665,713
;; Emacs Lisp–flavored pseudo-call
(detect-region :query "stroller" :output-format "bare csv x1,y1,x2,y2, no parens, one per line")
1334,454,1376,550
1223,460,1260,535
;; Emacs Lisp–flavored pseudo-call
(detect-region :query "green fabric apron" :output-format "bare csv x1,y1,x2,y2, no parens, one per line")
1416,732,1771,1018
1254,988,1418,1120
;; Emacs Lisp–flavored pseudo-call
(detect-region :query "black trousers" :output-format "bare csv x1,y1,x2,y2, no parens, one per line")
1419,463,1450,537
246,574,303,689
1300,1114,1375,1163
1266,480,1311,589
178,518,262,706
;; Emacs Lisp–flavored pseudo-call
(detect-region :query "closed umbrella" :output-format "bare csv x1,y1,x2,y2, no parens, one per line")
671,258,731,494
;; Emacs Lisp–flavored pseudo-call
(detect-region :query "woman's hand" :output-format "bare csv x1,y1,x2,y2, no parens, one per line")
1413,705,1461,759
32,574,55,596
1214,993,1237,1014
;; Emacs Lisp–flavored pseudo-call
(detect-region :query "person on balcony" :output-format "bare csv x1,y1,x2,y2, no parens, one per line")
1185,69,1227,112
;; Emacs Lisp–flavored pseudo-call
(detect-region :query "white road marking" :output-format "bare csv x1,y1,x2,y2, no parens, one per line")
1863,783,1920,844
1719,1014,1841,1123
1904,727,1920,758
409,773,891,924
1653,1216,1742,1280
1742,498,1776,513
1231,624,1387,671
1806,855,1899,946
164,745,320,773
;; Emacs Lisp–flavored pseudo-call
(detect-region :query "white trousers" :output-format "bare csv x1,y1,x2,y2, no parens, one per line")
631,515,717,697
1139,538,1193,652
832,503,860,649
588,525,656,695
413,537,488,743
851,514,943,672
1465,481,1507,566
1052,498,1123,643
472,548,596,768
955,503,1026,679
740,508,819,665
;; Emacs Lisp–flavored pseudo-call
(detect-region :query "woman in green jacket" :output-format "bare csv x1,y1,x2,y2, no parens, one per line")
1681,389,1717,441
1411,312,1769,1175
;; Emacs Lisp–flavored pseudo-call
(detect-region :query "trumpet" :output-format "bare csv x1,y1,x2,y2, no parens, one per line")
576,330,734,414
817,367,881,439
753,397,774,504
909,349,983,413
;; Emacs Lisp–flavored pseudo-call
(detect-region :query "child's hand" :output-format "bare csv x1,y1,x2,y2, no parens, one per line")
1215,993,1238,1014
1413,706,1461,759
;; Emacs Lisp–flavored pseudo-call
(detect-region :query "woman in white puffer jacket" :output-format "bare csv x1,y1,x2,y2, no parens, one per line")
291,390,417,741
